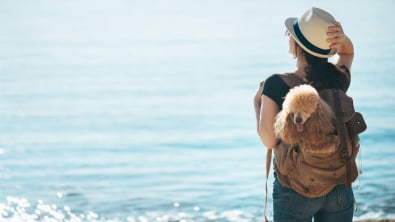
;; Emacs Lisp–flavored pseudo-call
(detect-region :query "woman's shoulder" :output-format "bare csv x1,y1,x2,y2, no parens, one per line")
262,74,289,92
264,73,288,85
264,73,303,88
335,64,350,76
262,73,291,109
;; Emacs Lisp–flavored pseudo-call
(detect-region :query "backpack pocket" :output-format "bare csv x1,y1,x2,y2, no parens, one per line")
274,142,298,176
346,112,367,139
300,137,343,169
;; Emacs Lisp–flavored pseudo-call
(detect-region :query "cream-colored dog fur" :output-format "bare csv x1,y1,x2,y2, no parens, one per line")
274,84,338,154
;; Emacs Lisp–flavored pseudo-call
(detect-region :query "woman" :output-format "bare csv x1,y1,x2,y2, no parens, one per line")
254,7,355,222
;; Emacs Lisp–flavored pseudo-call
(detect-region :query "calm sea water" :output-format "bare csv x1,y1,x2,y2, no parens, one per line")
1,0,394,221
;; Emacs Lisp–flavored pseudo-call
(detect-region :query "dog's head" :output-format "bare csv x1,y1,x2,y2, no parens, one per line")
283,84,319,132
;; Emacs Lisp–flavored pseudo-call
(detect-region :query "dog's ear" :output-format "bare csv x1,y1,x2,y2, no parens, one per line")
274,111,286,139
317,100,336,131
280,112,300,144
304,101,335,145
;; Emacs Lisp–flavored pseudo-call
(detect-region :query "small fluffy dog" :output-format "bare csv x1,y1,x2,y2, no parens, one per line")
274,84,338,154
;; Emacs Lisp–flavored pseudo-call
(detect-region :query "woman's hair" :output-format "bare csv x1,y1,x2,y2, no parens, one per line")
301,49,350,92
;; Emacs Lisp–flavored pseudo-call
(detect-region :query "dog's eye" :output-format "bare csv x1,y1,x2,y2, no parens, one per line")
292,145,300,153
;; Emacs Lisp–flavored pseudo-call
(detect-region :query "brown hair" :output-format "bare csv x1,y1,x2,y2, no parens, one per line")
302,50,350,92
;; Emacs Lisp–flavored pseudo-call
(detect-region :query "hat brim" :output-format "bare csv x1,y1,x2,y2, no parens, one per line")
285,17,336,58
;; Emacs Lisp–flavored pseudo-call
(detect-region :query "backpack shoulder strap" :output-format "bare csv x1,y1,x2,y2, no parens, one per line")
278,73,306,88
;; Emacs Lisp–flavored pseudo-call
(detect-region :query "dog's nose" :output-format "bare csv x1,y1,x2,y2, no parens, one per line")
295,116,302,124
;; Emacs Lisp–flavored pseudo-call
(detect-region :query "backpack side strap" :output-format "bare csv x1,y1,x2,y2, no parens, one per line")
333,89,353,188
264,149,272,222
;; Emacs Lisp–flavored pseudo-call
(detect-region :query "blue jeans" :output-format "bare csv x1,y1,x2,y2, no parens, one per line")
273,178,354,222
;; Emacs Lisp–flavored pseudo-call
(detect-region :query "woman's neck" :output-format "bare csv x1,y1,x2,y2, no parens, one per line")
293,56,308,78
293,68,306,78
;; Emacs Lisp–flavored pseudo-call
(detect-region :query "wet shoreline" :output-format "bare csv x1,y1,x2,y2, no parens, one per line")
355,220,395,222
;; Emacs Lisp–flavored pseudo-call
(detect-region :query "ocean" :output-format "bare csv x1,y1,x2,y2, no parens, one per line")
1,0,394,221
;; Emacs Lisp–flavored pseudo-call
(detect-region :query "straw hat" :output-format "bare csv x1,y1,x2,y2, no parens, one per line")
285,7,337,58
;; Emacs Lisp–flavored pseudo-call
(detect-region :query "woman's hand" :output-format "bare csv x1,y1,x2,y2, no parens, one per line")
254,81,264,106
327,21,354,69
327,22,345,50
327,21,354,55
